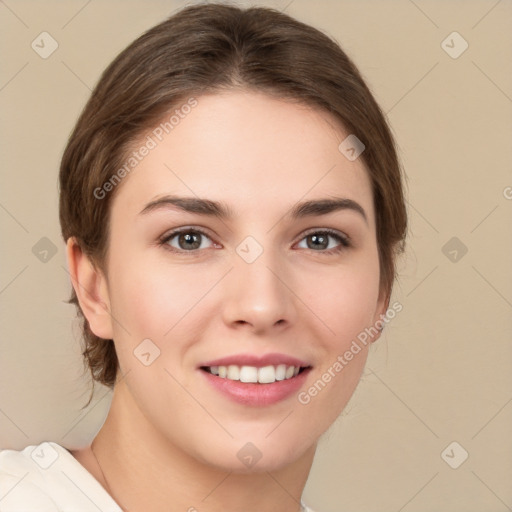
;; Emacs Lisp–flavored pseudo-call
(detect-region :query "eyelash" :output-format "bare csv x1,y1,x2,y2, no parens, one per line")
158,226,351,255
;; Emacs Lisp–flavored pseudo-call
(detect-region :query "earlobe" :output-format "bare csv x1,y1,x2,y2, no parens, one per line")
66,237,114,340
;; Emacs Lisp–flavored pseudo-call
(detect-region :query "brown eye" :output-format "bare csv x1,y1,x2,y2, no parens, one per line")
297,230,350,253
161,229,214,252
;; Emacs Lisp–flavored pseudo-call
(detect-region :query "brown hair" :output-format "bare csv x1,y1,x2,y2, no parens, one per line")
59,2,408,408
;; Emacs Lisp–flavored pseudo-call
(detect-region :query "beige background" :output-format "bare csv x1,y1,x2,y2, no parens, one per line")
1,0,511,510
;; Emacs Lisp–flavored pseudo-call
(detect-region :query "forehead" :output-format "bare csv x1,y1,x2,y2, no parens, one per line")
111,90,375,225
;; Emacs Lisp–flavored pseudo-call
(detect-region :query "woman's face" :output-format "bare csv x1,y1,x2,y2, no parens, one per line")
99,90,387,472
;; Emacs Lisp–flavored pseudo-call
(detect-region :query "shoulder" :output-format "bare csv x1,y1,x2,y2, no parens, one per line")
0,441,61,510
0,441,121,511
0,472,59,510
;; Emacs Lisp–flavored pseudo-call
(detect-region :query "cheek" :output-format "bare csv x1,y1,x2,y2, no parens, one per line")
298,255,380,423
300,253,381,347
294,266,378,429
108,253,178,331
106,254,221,359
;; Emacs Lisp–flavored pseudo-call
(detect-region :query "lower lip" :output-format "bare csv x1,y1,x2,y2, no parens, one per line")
200,368,311,406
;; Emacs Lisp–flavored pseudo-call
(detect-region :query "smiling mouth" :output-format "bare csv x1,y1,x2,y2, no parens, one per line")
200,364,311,384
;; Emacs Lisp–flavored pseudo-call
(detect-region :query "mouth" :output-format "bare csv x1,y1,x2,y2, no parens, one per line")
198,354,313,406
200,364,311,384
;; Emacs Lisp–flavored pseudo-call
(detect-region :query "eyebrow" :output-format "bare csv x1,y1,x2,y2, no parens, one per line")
139,195,368,225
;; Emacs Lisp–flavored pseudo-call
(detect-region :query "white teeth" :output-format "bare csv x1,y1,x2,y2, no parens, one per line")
208,364,304,383
227,365,240,380
275,364,287,381
258,365,276,384
240,366,258,383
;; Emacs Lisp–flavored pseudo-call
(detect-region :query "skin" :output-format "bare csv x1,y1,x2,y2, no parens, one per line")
67,90,388,512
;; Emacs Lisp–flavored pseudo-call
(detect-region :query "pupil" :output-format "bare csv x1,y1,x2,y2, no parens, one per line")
180,232,200,250
309,234,327,250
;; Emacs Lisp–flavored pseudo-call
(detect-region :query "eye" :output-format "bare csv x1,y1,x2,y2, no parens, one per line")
158,227,350,255
159,228,216,252
296,229,350,254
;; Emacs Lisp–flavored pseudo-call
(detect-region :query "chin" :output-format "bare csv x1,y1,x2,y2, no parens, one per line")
191,430,316,474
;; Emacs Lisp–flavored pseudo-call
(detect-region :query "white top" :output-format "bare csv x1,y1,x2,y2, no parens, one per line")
0,441,122,511
0,441,317,511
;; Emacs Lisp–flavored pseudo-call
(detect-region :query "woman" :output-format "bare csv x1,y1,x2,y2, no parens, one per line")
0,3,407,511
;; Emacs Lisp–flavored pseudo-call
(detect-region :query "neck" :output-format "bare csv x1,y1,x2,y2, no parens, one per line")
91,379,316,512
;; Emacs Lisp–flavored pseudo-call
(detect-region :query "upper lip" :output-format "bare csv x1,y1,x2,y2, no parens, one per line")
199,353,311,368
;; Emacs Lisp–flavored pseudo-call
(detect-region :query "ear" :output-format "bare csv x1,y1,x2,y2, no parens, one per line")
66,237,114,340
370,286,391,344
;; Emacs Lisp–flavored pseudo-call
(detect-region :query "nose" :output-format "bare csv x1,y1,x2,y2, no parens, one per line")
221,247,297,334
